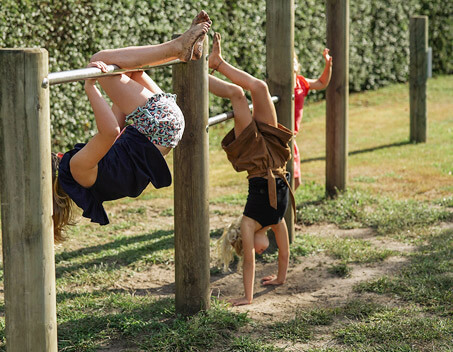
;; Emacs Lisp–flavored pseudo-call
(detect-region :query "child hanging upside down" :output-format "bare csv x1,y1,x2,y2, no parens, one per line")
51,11,212,242
209,32,296,306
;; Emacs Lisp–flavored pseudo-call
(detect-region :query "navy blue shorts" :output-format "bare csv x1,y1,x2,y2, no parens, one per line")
243,174,290,228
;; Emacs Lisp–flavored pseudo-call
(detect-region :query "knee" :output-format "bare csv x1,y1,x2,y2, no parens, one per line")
250,79,269,95
228,84,246,102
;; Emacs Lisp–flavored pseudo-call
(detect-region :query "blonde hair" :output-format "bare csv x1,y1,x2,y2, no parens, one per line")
294,56,301,74
216,215,244,273
51,152,76,243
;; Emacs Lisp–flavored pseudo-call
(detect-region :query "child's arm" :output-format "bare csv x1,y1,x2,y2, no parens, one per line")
306,48,333,91
262,219,290,285
69,61,121,188
229,217,257,306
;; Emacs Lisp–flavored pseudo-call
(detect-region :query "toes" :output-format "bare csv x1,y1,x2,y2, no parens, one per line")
192,10,210,25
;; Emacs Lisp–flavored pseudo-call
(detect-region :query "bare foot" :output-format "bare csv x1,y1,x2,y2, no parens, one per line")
208,32,224,73
178,21,211,62
191,10,211,60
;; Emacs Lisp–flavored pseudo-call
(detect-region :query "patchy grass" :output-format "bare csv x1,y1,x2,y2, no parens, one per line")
57,297,251,352
270,307,340,342
0,76,452,351
297,188,453,235
356,228,453,315
334,307,453,351
328,263,352,278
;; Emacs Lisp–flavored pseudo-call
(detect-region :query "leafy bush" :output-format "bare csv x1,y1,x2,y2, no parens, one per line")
1,0,450,149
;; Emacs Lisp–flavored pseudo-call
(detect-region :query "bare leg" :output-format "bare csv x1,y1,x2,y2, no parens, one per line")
208,32,277,127
209,75,251,137
294,177,301,190
93,52,170,117
112,104,126,129
90,20,211,68
96,74,152,116
128,71,163,94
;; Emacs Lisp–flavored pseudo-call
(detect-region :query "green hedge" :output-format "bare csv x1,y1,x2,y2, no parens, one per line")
1,0,450,149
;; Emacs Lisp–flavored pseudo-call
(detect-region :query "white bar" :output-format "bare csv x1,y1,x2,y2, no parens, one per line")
42,59,181,88
207,96,279,131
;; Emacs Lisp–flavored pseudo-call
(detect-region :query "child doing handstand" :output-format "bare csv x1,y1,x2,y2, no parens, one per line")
52,11,212,241
209,32,295,306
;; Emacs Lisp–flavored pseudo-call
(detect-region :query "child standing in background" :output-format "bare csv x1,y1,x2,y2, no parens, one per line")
294,49,332,189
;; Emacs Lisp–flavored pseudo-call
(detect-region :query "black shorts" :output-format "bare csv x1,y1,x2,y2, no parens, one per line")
243,174,290,228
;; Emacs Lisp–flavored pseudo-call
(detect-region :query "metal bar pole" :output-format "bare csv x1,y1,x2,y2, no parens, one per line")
207,96,279,130
42,59,181,88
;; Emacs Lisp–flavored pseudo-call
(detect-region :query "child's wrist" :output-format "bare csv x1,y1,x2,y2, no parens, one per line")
84,82,97,91
275,277,286,284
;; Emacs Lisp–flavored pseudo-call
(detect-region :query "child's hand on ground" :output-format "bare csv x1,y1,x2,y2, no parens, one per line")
228,297,252,306
261,275,284,286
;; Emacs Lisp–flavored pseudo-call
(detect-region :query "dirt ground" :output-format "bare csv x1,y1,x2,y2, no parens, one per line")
1,196,451,351
100,198,441,351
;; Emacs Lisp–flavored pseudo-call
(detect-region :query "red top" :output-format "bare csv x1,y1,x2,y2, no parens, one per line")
294,75,310,134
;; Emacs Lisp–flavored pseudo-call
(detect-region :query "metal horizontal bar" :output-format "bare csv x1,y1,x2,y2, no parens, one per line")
42,59,181,88
206,95,279,131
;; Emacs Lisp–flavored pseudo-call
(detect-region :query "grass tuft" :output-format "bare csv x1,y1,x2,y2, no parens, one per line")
355,228,453,314
297,188,453,235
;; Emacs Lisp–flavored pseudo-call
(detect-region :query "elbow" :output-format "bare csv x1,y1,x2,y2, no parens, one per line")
100,126,121,141
90,50,108,63
110,127,122,140
319,80,329,90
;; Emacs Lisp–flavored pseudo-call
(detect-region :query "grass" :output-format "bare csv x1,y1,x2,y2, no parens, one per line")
356,228,453,315
334,307,453,351
57,297,251,351
296,188,453,236
0,75,452,351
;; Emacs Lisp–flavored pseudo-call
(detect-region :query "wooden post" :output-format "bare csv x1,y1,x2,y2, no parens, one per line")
172,38,210,315
410,16,428,143
0,49,57,351
326,0,349,197
266,0,295,242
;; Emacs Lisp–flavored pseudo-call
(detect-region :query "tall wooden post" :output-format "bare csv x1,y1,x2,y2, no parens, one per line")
326,0,349,197
409,16,428,143
266,0,295,242
0,49,57,351
172,38,210,315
